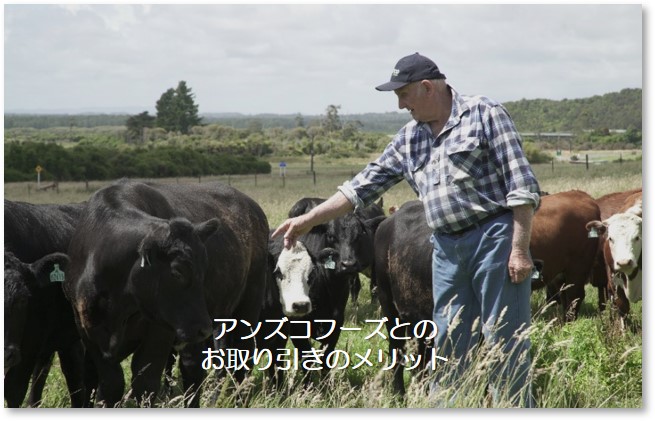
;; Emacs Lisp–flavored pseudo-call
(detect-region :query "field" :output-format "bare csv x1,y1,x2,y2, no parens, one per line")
3,152,643,408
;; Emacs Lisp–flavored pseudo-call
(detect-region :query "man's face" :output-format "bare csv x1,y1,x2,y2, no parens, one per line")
394,81,429,122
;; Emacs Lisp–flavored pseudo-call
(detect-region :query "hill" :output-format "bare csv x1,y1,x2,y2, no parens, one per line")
4,88,641,134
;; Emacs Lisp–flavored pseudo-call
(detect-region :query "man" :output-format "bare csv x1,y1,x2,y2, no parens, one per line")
272,52,540,407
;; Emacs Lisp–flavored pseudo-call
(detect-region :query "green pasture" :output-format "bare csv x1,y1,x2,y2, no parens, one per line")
3,153,642,408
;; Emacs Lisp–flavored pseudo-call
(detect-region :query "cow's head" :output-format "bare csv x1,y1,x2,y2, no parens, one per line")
324,213,386,275
273,243,340,317
4,251,70,374
586,210,642,274
132,217,219,344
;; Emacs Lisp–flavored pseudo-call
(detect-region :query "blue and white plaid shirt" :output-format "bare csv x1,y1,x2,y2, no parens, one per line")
339,86,541,234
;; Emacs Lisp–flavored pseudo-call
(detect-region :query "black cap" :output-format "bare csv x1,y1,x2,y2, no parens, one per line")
375,53,446,91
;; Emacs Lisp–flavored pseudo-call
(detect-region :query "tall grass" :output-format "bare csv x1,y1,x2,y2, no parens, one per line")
4,153,642,408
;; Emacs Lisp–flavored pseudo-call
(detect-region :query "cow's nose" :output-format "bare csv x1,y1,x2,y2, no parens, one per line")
340,260,358,272
292,301,311,316
616,259,635,270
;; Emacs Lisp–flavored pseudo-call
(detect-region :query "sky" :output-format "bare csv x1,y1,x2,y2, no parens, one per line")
2,3,645,116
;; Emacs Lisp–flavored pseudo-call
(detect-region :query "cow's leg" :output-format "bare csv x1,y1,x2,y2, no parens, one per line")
87,346,125,407
27,351,54,407
4,359,33,408
349,274,361,306
57,340,86,407
178,342,208,408
130,327,174,407
562,280,586,322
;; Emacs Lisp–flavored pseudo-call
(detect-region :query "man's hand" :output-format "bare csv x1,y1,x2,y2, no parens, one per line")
271,215,313,249
508,249,533,284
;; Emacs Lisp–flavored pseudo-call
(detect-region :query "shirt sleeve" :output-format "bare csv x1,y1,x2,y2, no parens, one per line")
484,104,541,210
339,136,406,210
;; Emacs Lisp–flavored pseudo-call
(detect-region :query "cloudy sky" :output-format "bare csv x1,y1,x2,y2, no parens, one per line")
3,3,645,116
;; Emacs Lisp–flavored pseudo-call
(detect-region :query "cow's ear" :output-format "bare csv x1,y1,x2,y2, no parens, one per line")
137,224,170,268
364,215,387,234
316,248,339,270
195,218,220,243
585,220,606,235
30,252,70,287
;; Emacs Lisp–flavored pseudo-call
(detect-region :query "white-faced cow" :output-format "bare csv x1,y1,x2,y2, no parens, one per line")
591,188,642,312
256,234,339,385
4,200,86,408
283,197,385,374
63,179,269,407
586,190,642,323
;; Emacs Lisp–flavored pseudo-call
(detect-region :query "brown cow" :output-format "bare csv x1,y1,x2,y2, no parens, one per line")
587,190,642,324
530,190,601,321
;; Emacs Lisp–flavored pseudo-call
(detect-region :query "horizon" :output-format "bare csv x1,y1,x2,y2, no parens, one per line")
4,87,641,117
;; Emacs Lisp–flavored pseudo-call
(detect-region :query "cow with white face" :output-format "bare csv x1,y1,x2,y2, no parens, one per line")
586,196,642,320
274,242,314,317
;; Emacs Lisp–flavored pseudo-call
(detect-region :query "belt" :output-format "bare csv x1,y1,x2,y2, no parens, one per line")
440,209,512,238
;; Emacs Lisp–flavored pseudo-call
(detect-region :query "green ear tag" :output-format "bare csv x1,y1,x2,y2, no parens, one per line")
588,227,598,238
324,255,336,270
50,264,65,283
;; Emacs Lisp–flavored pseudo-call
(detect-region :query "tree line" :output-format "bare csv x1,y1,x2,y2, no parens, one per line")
5,88,642,135
4,142,271,183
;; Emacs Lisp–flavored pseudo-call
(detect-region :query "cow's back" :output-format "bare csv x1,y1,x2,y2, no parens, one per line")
596,188,642,220
4,200,85,262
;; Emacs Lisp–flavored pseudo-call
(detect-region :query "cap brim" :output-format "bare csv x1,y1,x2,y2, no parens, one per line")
375,81,410,91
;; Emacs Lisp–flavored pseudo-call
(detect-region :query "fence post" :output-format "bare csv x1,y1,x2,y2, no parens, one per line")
551,159,554,173
313,171,317,186
585,154,589,170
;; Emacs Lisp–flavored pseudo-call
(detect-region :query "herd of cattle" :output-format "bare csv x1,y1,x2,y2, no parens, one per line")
4,178,642,407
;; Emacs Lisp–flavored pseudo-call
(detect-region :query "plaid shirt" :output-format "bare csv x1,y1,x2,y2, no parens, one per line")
339,86,541,233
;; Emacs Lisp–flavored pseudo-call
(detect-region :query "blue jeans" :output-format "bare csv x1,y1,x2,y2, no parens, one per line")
430,212,533,407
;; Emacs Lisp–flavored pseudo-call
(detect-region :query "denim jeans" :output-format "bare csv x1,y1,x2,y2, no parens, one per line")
430,211,534,407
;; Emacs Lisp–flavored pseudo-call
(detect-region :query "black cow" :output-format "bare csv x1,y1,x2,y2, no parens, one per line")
284,197,385,374
375,201,544,395
288,197,385,305
4,200,86,408
63,179,269,407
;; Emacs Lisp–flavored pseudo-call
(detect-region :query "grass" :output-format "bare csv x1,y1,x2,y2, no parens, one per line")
4,152,642,408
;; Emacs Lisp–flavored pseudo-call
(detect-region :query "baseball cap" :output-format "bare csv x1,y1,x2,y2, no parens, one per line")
375,52,446,91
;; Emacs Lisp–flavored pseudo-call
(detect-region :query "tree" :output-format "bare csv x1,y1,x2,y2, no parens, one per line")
155,81,202,134
126,111,156,144
322,104,342,132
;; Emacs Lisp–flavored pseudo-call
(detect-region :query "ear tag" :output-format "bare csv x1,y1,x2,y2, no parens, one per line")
141,256,145,267
588,227,598,238
531,269,541,280
324,255,336,270
49,264,65,283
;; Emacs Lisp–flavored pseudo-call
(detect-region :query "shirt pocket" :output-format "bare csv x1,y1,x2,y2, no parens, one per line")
445,137,484,183
408,154,440,198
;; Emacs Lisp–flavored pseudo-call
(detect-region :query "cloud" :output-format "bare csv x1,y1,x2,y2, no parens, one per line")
3,4,644,115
